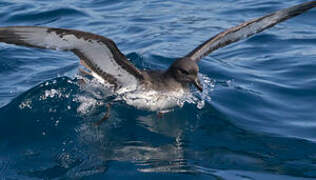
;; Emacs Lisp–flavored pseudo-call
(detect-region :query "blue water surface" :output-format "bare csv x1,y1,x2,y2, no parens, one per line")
1,0,316,179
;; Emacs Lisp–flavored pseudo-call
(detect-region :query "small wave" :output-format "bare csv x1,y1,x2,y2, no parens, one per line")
7,7,88,24
0,160,8,178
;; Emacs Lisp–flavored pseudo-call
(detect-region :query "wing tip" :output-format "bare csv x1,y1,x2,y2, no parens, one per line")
0,27,46,48
184,1,316,62
0,27,23,45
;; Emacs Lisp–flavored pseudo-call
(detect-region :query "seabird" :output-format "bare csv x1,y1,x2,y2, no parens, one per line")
0,1,315,118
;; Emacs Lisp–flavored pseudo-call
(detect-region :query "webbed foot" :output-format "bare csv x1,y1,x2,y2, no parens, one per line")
95,103,111,126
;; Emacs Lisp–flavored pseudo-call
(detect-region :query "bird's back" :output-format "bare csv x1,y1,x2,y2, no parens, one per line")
141,70,188,93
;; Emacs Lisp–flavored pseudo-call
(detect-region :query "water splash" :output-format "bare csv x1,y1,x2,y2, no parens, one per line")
184,73,215,109
75,95,101,115
19,99,32,109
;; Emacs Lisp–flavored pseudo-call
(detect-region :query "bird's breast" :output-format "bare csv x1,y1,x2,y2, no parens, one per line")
120,88,189,112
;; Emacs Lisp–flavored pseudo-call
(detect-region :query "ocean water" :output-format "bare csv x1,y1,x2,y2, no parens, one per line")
1,0,316,179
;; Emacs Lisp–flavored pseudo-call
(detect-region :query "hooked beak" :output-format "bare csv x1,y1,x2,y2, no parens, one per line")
193,78,203,92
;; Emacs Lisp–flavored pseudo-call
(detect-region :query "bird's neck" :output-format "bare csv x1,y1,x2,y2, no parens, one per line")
162,71,172,80
163,69,189,89
163,66,176,79
140,69,186,92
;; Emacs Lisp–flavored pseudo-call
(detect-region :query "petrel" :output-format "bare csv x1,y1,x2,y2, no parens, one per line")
0,2,315,116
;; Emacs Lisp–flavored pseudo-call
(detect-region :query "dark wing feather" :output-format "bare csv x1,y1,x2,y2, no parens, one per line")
0,26,143,91
185,1,316,62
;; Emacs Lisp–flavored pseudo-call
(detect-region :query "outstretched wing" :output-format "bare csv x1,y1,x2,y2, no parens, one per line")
185,1,316,62
0,26,144,91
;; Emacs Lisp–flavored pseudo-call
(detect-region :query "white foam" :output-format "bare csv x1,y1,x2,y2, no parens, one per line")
39,88,70,101
76,95,100,115
19,99,32,109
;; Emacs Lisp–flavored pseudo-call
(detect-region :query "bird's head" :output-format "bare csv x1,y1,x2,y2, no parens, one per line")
167,58,202,92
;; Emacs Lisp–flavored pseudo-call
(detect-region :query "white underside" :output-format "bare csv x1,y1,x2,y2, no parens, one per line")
88,71,187,111
120,89,188,112
76,73,215,114
87,71,211,112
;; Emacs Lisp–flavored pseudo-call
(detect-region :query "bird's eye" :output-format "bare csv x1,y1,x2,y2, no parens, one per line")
179,69,189,75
